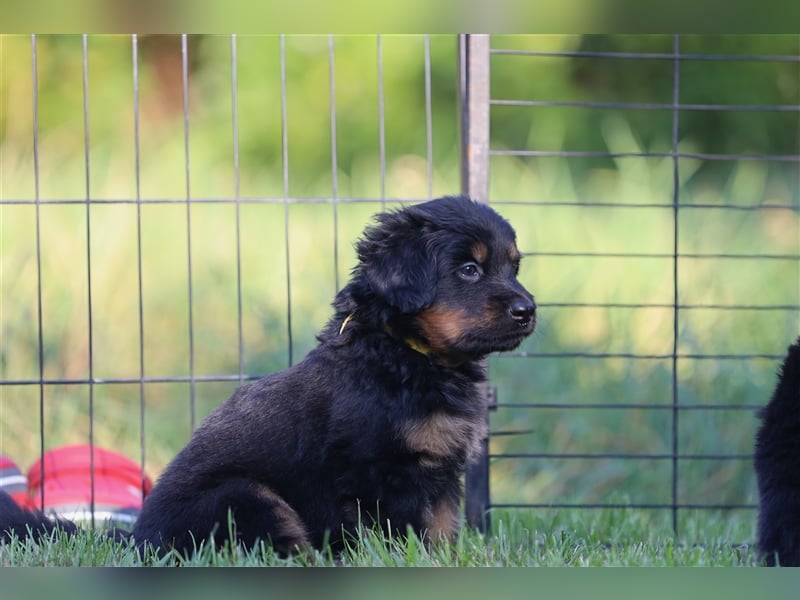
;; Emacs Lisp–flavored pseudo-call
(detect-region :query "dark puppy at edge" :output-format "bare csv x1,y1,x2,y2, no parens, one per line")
754,336,800,566
0,195,536,556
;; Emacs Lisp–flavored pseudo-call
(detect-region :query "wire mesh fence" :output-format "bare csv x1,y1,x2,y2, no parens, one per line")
2,33,460,515
0,34,798,541
477,34,800,536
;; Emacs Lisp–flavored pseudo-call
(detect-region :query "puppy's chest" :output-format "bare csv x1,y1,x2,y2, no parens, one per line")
398,407,487,468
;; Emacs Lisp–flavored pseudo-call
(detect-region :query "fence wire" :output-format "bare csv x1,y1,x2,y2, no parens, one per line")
482,34,800,535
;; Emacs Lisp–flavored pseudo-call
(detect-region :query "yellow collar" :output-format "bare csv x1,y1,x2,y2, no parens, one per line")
338,313,433,358
400,335,433,358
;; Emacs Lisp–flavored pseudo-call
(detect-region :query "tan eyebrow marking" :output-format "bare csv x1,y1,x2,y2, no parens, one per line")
471,242,488,264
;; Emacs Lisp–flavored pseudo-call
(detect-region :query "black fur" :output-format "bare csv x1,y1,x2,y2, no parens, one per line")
0,490,79,541
754,337,800,566
0,195,536,556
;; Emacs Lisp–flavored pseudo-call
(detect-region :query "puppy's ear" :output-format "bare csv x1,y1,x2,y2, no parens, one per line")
356,211,437,313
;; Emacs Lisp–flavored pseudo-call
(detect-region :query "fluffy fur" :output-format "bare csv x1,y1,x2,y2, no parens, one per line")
754,337,800,566
0,195,536,556
0,491,78,539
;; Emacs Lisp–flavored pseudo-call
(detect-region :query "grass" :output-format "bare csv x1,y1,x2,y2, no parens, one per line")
0,507,758,567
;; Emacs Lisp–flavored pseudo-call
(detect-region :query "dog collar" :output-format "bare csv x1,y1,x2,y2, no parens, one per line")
338,312,434,359
383,324,435,360
399,334,434,358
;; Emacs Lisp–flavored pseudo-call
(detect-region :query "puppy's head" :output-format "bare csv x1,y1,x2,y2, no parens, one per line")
351,195,535,363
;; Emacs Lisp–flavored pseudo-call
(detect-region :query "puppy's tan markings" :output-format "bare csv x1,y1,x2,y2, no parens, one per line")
471,241,488,265
422,496,461,543
400,411,483,465
254,484,311,551
416,306,473,351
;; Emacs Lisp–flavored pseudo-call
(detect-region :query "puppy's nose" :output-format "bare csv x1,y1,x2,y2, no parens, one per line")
509,298,536,323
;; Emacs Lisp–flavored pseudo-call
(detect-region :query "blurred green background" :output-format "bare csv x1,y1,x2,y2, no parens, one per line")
1,34,798,541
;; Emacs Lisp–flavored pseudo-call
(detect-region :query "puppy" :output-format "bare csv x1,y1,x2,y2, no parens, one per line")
1,195,536,556
754,337,800,566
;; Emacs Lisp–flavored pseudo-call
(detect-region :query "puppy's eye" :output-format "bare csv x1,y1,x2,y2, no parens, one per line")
458,262,482,281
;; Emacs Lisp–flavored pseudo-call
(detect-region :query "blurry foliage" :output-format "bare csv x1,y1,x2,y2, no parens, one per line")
490,35,799,211
2,35,797,200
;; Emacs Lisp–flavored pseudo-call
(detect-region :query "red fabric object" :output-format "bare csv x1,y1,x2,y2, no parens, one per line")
26,444,152,514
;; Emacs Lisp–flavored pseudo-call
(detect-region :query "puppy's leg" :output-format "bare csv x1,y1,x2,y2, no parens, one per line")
135,479,309,556
231,483,311,554
422,492,461,546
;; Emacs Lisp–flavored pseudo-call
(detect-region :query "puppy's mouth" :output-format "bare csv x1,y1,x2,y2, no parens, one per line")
487,326,534,351
459,318,536,356
514,315,535,330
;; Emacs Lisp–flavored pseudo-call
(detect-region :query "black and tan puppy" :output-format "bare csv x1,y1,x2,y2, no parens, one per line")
754,337,800,566
1,195,536,556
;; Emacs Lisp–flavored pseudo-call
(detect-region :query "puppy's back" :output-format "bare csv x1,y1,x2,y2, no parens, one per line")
754,337,800,566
